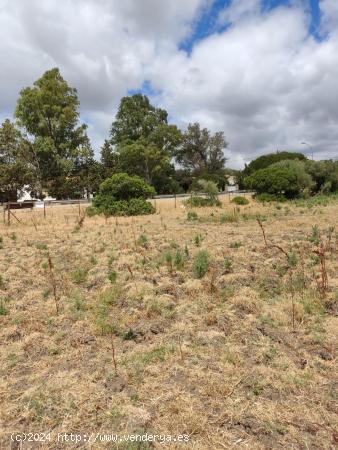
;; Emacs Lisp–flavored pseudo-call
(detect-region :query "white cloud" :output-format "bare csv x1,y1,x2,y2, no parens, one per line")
0,0,338,167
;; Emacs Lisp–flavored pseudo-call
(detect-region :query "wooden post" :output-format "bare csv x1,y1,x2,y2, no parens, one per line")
7,203,10,225
174,194,177,209
154,197,156,211
78,200,81,216
3,204,5,224
43,201,46,219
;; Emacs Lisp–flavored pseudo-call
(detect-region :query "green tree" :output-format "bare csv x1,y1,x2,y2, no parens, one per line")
0,119,33,201
245,159,313,198
305,160,338,193
116,141,177,194
111,94,180,149
243,151,306,177
109,94,181,193
15,68,89,196
174,122,227,175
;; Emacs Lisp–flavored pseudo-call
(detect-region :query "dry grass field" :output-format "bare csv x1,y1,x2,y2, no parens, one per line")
0,195,337,449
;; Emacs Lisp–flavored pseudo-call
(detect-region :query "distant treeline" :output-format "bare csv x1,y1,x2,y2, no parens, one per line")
1,68,337,201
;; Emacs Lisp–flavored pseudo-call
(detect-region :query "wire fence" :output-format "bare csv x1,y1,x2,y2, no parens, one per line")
1,190,254,225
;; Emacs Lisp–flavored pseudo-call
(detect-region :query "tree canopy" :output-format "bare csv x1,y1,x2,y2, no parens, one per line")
245,159,313,198
243,151,306,177
14,68,90,198
174,122,227,176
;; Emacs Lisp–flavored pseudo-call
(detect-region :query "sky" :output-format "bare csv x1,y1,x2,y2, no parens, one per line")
0,0,338,168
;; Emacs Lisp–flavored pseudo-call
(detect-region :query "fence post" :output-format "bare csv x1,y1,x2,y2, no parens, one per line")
78,200,81,216
7,203,10,225
3,204,5,224
43,201,46,219
174,194,177,209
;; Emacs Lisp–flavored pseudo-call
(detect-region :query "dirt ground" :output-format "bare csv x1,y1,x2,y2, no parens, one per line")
0,196,337,449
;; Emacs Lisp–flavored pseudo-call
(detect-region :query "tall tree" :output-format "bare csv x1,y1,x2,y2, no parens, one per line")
112,94,167,145
109,94,181,193
0,119,33,201
174,123,227,175
101,139,117,169
15,68,89,196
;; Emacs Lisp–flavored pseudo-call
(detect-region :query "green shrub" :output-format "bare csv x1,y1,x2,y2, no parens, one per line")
192,250,210,279
245,160,313,199
86,206,98,217
36,243,48,251
108,270,117,283
93,173,156,217
223,258,233,273
0,298,8,316
231,196,249,205
194,234,204,247
184,196,221,207
71,268,88,284
256,193,286,203
137,233,149,249
187,211,198,221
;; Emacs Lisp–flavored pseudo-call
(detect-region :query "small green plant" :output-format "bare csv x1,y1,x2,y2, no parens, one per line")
108,270,117,283
68,292,86,320
43,287,52,299
9,232,17,241
308,225,320,245
192,250,210,279
85,206,98,217
163,250,173,271
229,241,242,249
0,298,8,315
0,236,3,249
231,196,249,205
174,249,185,270
287,252,298,268
36,242,48,251
137,233,149,249
223,257,233,273
187,211,198,221
107,251,117,266
71,268,88,284
194,234,204,247
90,255,98,265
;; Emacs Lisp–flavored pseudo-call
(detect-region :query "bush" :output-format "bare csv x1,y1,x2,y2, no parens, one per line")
98,173,155,200
192,250,210,279
93,173,156,217
255,193,286,203
86,206,98,217
184,196,221,207
185,179,221,207
245,160,313,199
187,211,198,221
231,196,249,205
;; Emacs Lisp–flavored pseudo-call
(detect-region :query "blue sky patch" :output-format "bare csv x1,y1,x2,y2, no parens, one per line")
128,80,161,97
179,0,324,55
